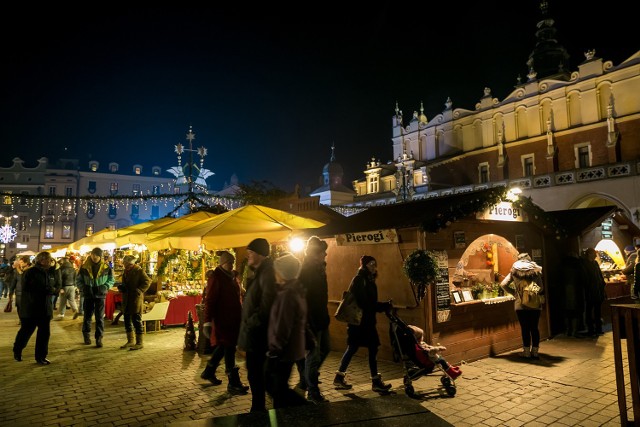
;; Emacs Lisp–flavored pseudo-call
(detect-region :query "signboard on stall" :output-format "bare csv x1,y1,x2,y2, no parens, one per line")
476,201,527,222
335,229,398,246
432,250,452,323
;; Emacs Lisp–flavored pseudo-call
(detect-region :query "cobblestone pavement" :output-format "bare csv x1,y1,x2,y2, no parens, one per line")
0,303,634,426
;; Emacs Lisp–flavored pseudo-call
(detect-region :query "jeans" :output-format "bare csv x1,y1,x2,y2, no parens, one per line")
338,343,379,378
123,312,143,335
82,298,106,338
516,309,541,347
305,328,330,394
207,344,237,373
0,280,5,297
245,350,267,412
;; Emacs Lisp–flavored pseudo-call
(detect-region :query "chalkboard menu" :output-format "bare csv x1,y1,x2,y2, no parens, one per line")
432,250,451,322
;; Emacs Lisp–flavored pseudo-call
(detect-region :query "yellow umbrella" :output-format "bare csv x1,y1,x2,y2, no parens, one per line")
145,205,325,251
141,211,219,244
67,228,117,254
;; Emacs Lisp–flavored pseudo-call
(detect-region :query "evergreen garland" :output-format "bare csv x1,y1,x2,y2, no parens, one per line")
402,249,439,301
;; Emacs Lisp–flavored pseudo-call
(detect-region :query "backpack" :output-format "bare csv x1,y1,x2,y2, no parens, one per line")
521,281,544,309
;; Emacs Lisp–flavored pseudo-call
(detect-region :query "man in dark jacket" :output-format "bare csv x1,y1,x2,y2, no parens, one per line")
298,236,330,403
76,247,114,347
237,238,276,413
118,255,151,351
13,251,57,364
580,248,606,336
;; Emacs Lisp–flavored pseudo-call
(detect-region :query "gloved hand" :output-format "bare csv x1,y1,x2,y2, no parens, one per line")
202,322,212,339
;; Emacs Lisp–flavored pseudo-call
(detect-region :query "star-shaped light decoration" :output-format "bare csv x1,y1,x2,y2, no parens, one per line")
0,224,17,244
174,143,184,155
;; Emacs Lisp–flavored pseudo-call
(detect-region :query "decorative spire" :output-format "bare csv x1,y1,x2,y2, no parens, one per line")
330,142,336,162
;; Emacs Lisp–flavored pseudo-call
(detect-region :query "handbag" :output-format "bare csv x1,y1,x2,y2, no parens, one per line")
334,290,362,325
521,281,544,309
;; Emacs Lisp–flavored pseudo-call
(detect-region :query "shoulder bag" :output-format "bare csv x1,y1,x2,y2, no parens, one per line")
334,288,362,325
521,281,544,309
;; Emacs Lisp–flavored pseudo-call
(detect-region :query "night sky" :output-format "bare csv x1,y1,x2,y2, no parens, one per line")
1,2,636,192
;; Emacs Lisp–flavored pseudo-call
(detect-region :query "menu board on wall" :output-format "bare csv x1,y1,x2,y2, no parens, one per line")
432,250,451,323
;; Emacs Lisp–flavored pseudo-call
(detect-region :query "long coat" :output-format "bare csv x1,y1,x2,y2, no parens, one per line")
20,264,57,319
120,264,151,315
346,268,388,347
299,259,329,334
238,258,277,353
203,266,242,347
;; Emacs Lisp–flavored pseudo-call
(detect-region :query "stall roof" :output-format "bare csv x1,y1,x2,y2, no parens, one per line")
547,206,618,236
314,187,506,237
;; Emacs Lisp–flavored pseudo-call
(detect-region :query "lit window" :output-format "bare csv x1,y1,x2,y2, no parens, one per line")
110,182,118,195
89,162,99,172
86,202,95,219
44,223,54,239
132,184,141,196
152,167,161,176
85,223,94,236
109,163,119,173
62,223,71,239
134,165,142,175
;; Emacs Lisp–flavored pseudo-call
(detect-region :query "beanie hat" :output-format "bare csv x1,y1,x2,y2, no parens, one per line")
360,255,376,267
217,250,235,266
274,252,301,281
247,238,270,257
91,247,103,257
305,236,328,256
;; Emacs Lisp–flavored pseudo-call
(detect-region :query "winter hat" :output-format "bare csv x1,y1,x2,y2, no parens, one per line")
122,255,137,265
274,252,301,280
91,247,103,257
247,238,270,257
360,255,376,268
305,236,328,256
217,250,235,266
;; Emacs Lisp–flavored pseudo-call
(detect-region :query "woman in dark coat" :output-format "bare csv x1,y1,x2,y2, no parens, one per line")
200,251,248,394
333,255,392,393
117,255,151,350
12,251,57,364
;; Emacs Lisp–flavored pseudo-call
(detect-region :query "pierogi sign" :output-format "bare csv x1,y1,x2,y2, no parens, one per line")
476,201,527,222
335,229,398,246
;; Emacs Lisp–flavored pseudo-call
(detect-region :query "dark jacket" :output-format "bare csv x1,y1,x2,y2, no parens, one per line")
76,258,114,299
238,257,277,353
346,268,388,347
59,260,77,289
268,279,307,362
203,266,242,347
581,257,606,303
20,263,57,319
119,264,151,315
298,259,329,333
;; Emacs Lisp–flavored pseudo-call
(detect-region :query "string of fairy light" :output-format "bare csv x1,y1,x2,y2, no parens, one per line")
0,192,243,224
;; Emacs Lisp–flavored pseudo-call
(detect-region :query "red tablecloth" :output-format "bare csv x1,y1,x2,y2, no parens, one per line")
105,289,122,320
164,295,202,326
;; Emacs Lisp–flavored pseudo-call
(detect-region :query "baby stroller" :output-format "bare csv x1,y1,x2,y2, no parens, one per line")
386,309,458,397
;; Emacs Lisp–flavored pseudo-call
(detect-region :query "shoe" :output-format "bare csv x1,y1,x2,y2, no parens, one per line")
445,365,462,379
73,312,79,320
36,358,51,365
531,347,540,360
55,314,64,320
307,392,329,404
296,382,308,391
519,347,531,358
333,371,353,390
14,351,22,362
200,366,222,385
83,334,91,345
371,374,392,393
96,337,103,348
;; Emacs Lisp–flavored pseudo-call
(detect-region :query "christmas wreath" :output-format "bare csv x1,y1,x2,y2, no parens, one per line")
402,249,438,303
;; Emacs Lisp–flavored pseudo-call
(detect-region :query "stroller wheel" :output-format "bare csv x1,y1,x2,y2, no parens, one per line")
445,385,457,397
440,376,452,387
404,384,415,396
403,376,413,386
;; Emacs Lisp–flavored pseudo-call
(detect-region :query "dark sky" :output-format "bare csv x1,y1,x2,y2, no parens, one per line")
1,2,636,192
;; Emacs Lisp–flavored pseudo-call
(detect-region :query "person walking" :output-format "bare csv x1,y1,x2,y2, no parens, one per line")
581,248,606,336
56,258,80,320
76,247,114,347
500,253,544,358
11,255,31,317
333,255,392,393
237,238,277,413
622,244,639,300
12,251,58,364
265,252,310,409
118,255,151,351
559,252,587,337
298,236,331,403
200,251,248,394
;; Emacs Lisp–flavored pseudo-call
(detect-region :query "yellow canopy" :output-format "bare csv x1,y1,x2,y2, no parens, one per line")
145,205,325,251
67,228,117,254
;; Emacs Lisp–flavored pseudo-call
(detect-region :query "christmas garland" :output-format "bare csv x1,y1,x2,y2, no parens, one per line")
156,250,179,277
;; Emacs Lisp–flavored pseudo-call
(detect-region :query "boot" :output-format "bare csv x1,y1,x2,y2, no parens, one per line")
95,336,103,348
445,364,462,380
333,371,353,390
371,373,392,393
200,365,222,385
83,333,91,345
120,332,135,350
130,334,144,351
519,346,531,358
227,366,249,395
531,346,539,360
